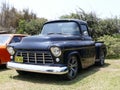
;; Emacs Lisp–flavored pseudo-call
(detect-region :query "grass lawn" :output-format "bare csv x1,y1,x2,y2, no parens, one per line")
0,59,120,90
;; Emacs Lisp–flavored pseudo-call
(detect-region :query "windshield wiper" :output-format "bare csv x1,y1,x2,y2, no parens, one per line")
47,33,63,35
47,33,55,35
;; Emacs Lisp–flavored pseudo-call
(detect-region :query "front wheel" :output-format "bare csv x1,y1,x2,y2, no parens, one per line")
63,55,78,80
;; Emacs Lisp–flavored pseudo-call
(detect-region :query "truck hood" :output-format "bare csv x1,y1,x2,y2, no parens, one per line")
12,35,81,50
22,35,81,42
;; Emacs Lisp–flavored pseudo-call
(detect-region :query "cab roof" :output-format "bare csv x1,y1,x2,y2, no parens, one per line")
44,19,87,25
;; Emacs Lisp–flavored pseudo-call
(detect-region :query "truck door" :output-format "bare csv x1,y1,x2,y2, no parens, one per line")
80,24,96,68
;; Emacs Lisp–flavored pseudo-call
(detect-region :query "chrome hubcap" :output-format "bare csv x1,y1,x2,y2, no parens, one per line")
68,56,78,78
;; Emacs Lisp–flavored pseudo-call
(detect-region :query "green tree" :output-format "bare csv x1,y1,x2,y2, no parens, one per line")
17,18,47,35
60,8,120,39
17,19,26,34
0,2,38,33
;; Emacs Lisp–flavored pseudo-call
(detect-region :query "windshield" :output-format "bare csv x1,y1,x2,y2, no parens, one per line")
41,22,80,35
0,35,10,45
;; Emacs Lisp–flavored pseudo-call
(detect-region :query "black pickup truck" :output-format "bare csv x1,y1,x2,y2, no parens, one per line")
7,19,106,80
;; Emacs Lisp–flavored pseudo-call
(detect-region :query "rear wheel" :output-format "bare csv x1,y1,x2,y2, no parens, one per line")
98,51,105,66
63,55,78,80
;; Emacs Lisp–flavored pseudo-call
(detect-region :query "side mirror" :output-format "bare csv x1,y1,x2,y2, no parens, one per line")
89,29,94,38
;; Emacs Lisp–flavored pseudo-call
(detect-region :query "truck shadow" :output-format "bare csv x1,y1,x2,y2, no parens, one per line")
0,64,8,72
11,63,110,85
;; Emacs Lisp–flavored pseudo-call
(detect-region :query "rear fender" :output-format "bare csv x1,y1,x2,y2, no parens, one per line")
95,42,107,61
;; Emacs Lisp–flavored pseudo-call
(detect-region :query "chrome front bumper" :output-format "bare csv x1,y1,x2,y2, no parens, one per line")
7,62,68,75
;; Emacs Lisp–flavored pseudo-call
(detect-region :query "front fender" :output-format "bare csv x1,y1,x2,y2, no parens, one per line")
64,51,81,63
67,51,80,59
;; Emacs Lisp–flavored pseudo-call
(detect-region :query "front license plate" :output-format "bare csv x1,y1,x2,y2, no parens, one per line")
15,56,23,63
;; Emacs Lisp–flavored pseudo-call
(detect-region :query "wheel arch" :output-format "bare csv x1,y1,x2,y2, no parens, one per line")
95,42,107,60
65,51,82,70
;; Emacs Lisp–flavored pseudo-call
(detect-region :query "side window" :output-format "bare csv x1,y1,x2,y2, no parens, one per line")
81,25,89,36
10,36,23,43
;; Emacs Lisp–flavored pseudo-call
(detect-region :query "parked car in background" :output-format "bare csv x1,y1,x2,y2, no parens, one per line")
0,34,27,65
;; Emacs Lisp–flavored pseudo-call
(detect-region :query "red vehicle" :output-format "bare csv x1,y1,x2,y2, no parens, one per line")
0,34,27,65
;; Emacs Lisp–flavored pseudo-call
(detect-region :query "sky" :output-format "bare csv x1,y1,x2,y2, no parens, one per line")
0,0,120,20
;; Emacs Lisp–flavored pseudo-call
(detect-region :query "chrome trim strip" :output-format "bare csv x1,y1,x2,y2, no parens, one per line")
43,53,45,64
27,52,29,63
7,62,68,75
34,53,37,64
20,52,22,56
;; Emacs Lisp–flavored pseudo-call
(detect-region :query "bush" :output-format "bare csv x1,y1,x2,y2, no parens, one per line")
97,35,120,59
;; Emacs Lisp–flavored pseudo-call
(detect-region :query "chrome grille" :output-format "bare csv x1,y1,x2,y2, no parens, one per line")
15,51,53,64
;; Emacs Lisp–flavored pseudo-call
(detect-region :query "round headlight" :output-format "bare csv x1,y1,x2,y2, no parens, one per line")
50,46,61,57
7,47,15,55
